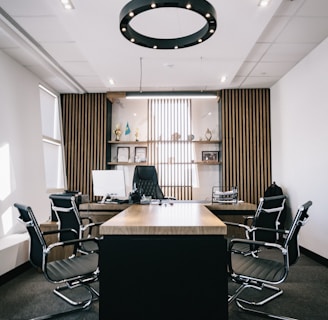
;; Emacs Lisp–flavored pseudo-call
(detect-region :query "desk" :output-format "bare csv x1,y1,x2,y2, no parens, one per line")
208,202,257,238
80,201,256,238
79,202,130,222
99,203,228,320
80,201,256,219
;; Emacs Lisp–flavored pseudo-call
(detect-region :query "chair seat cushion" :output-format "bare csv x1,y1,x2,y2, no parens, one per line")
46,252,98,282
231,253,286,283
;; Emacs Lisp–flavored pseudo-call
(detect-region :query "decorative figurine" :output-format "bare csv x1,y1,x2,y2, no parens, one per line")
114,124,122,141
135,128,139,141
205,128,212,141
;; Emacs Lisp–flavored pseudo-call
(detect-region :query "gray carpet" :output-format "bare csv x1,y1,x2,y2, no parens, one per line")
0,253,327,320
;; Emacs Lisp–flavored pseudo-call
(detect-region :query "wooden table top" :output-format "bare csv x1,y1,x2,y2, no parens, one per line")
206,201,257,211
80,201,256,212
100,203,227,236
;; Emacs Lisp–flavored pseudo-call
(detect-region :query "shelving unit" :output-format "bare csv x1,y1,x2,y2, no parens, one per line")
107,140,222,166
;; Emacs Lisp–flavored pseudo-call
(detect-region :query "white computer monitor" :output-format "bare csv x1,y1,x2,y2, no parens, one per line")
92,169,126,199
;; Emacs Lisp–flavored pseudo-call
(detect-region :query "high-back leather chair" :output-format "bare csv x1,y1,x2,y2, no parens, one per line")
132,165,165,199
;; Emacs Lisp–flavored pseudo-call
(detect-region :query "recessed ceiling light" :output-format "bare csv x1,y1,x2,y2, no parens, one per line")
109,79,115,85
60,0,74,10
258,0,270,7
220,75,227,83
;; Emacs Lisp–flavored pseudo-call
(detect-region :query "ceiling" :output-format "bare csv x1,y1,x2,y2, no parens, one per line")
0,0,328,94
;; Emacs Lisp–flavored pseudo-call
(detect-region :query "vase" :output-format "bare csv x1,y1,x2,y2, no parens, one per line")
205,128,212,141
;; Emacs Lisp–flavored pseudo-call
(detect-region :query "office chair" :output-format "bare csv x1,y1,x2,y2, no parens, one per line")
14,203,99,318
246,194,287,242
224,195,287,255
132,165,166,200
49,194,100,254
228,200,312,319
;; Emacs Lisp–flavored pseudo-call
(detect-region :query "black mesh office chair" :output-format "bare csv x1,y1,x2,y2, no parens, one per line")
14,203,99,318
132,165,165,199
49,194,100,254
228,200,312,319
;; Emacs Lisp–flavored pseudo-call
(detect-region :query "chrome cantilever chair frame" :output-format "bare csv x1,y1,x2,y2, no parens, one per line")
14,203,100,319
228,201,312,320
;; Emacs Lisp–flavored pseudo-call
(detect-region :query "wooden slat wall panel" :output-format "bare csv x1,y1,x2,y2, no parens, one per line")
221,89,271,204
61,93,107,201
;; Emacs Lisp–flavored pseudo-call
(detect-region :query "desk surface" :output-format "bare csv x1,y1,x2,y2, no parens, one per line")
100,203,227,236
207,201,257,211
80,201,256,212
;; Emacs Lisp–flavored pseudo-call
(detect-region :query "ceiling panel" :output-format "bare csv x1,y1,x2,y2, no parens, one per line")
0,0,327,93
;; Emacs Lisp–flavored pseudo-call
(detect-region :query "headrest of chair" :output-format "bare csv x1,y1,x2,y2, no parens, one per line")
135,166,157,180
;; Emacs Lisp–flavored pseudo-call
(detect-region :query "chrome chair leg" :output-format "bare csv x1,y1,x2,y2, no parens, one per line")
236,299,298,320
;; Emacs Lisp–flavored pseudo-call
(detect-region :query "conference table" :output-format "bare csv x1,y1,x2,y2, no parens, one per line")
99,202,228,320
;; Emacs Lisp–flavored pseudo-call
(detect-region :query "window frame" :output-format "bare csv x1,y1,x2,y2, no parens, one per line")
39,84,67,193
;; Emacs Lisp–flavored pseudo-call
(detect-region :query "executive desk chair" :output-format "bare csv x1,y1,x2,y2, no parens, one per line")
132,165,165,199
49,194,100,254
228,200,312,319
14,203,99,319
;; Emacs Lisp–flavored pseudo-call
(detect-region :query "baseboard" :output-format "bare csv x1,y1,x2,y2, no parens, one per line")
300,246,328,267
0,262,31,286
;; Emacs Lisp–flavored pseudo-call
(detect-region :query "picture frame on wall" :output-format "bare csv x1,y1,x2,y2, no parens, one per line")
135,147,147,162
202,151,219,162
117,147,130,162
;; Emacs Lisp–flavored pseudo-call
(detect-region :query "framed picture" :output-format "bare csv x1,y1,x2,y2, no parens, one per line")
117,147,130,162
202,151,219,161
135,146,147,162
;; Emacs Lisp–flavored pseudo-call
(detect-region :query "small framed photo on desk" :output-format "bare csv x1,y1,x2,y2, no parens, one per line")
117,147,130,162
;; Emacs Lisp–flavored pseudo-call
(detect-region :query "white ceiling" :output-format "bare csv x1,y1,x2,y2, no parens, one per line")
0,0,328,94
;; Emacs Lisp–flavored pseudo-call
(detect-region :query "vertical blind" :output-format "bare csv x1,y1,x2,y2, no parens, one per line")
148,99,193,200
221,89,271,204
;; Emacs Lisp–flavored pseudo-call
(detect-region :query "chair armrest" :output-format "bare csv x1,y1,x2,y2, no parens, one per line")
80,222,103,233
46,236,99,252
42,228,78,238
243,215,254,225
223,221,252,230
227,238,288,276
228,238,284,252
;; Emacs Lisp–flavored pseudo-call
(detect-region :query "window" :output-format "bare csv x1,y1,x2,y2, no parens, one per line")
39,85,66,191
148,99,193,199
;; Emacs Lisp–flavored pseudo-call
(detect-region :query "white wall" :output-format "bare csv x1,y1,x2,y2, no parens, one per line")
271,37,328,259
0,51,51,274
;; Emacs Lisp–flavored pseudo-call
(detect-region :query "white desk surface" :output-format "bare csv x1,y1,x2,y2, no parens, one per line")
100,203,227,236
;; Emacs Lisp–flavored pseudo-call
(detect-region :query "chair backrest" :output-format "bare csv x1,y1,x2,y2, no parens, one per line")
14,203,45,270
132,165,165,199
283,201,312,266
253,195,287,242
263,182,287,229
49,194,81,241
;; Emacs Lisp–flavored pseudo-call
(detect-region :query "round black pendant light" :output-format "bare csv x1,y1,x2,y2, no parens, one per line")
119,0,217,49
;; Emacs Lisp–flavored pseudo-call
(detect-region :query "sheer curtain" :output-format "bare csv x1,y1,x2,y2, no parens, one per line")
148,99,193,200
